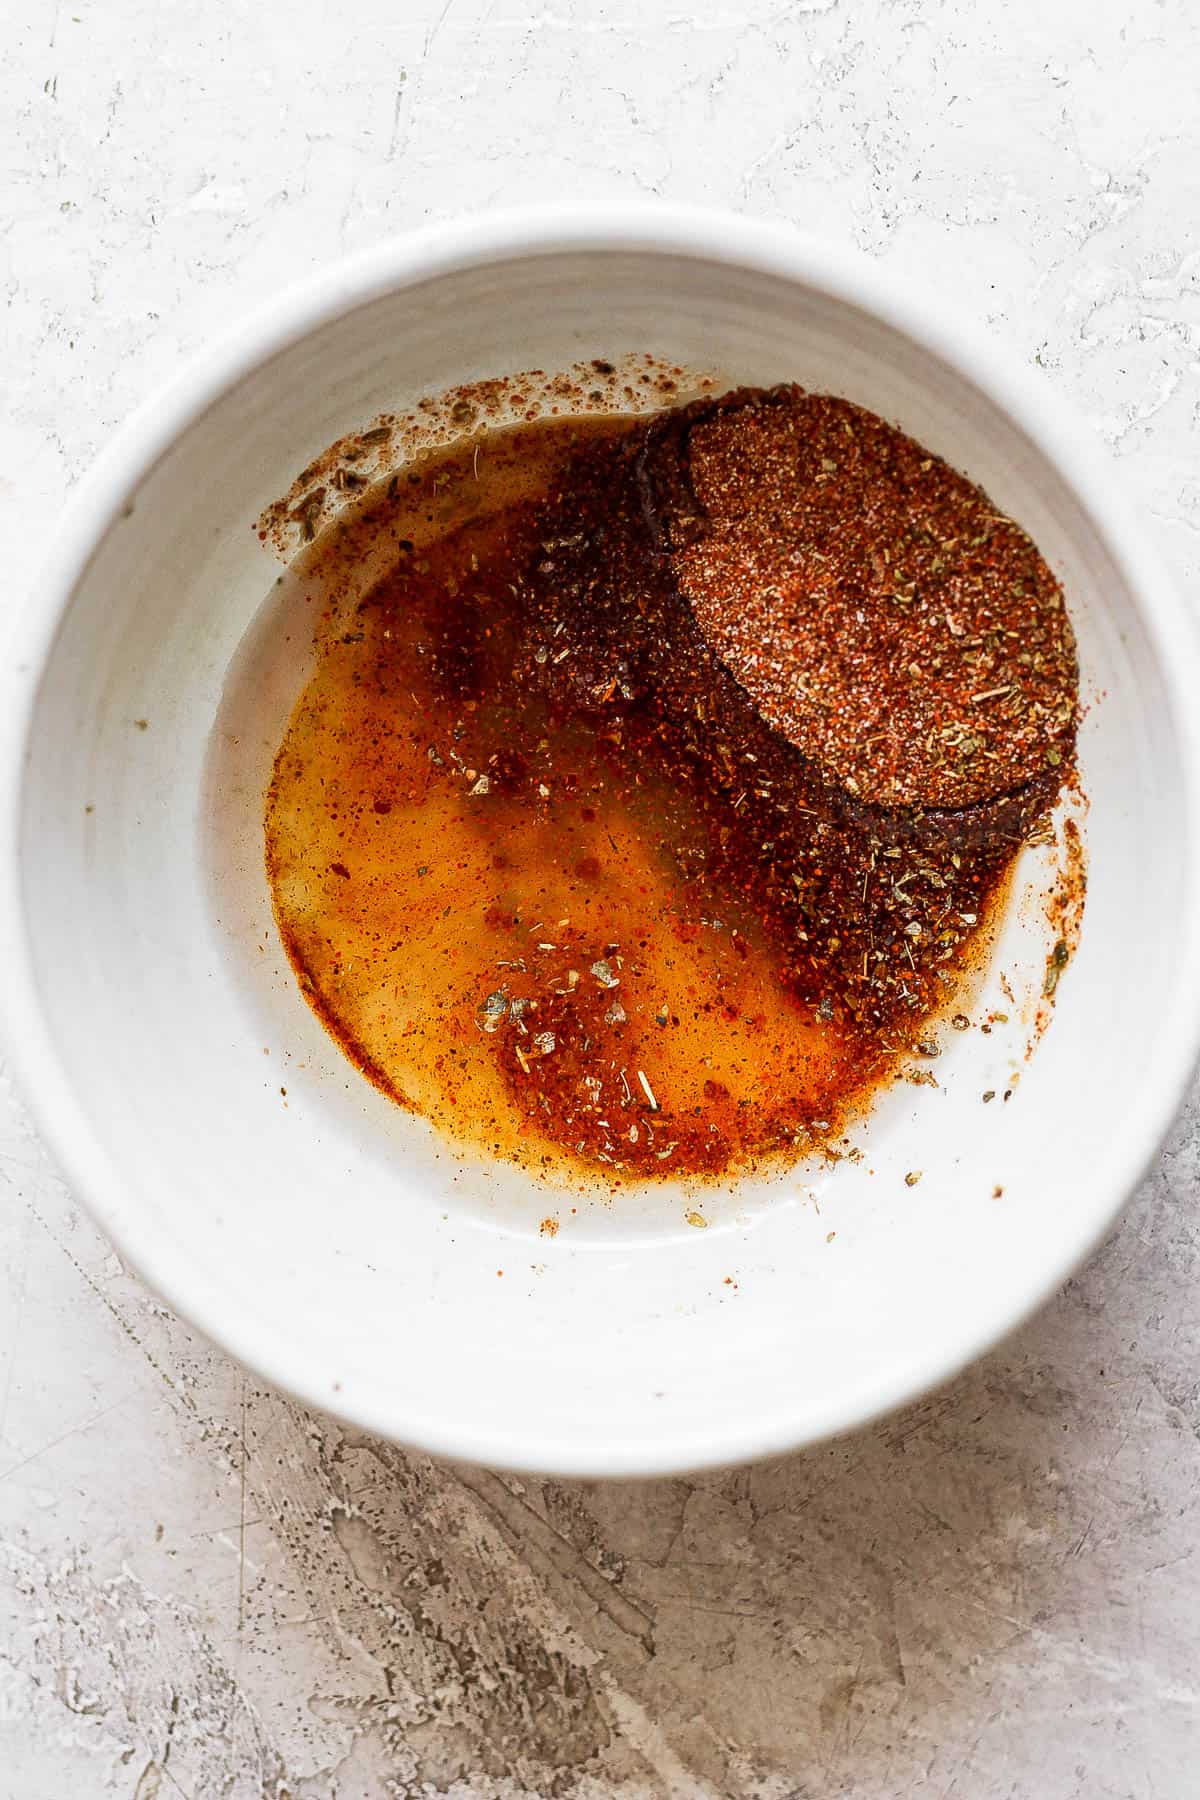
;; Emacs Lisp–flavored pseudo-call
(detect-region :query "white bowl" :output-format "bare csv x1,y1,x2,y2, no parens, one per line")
4,208,1200,1477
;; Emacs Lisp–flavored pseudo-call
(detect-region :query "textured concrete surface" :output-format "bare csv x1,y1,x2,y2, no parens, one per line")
4,2,1200,1794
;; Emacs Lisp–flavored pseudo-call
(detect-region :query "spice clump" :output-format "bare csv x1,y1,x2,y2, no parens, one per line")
637,386,1077,817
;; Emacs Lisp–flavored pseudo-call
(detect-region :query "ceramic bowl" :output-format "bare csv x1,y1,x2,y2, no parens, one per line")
4,209,1200,1476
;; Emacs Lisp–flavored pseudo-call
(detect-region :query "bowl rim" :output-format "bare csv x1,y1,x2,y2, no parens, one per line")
4,203,1200,1477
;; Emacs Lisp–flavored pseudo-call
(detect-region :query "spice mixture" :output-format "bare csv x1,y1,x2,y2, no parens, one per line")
639,388,1076,814
264,386,1078,1182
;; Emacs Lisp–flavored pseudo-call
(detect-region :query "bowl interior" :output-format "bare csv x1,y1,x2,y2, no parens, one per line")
13,236,1197,1473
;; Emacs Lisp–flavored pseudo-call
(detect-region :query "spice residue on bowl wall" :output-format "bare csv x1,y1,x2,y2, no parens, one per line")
262,379,1080,1183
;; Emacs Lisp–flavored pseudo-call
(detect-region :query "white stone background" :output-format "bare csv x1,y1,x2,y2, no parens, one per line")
3,1,1200,1794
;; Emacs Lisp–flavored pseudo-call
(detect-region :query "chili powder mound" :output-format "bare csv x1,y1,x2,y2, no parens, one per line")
263,388,1079,1185
638,385,1078,815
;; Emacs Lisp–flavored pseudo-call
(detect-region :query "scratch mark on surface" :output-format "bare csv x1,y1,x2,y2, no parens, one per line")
0,1191,34,1451
132,1760,164,1800
23,1195,199,1419
0,1391,133,1484
424,0,455,57
387,70,408,158
161,1767,195,1800
454,1464,657,1657
189,1518,263,1540
238,1376,248,1634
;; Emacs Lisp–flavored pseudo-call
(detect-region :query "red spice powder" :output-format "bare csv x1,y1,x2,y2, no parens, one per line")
638,386,1077,814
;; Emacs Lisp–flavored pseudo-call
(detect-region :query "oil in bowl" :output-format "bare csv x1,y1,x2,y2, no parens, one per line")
260,387,1079,1186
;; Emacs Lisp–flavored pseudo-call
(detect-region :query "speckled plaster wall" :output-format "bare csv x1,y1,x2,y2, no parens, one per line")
4,3,1200,1795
